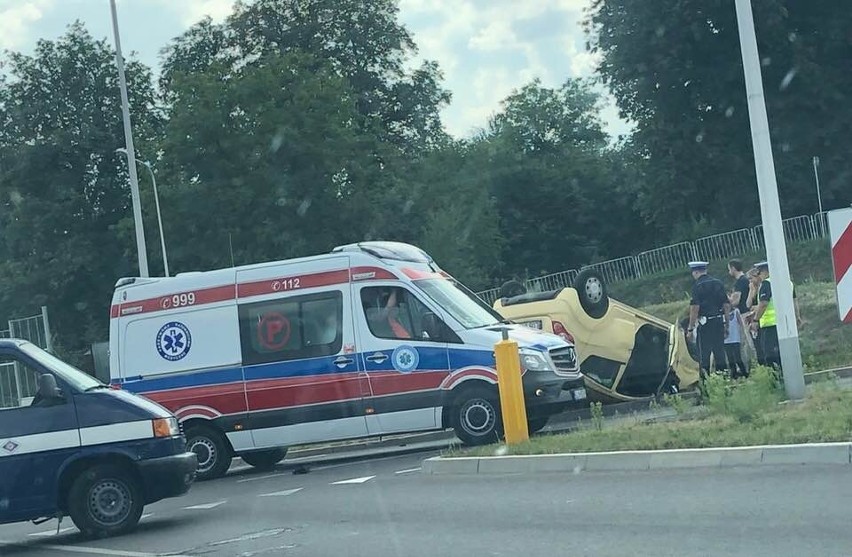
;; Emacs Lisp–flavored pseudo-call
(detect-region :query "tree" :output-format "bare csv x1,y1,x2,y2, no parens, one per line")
587,0,852,236
0,23,161,358
160,0,451,154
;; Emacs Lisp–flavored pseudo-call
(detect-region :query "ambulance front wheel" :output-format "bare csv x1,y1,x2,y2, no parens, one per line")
67,464,144,538
241,448,288,470
185,425,232,481
452,384,503,446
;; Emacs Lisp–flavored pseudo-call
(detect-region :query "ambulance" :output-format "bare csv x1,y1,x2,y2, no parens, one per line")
109,242,586,479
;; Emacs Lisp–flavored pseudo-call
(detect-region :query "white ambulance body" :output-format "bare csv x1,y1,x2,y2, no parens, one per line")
109,242,585,479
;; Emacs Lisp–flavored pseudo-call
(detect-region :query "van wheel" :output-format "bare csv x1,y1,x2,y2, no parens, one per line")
528,416,549,434
241,448,288,470
453,385,502,446
67,464,143,538
573,269,609,319
186,426,231,481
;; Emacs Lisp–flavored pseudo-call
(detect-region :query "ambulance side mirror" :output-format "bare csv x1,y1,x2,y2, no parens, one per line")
421,312,444,342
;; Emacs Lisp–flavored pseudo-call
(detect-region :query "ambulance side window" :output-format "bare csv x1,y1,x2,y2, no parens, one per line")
360,286,445,342
239,291,343,365
0,356,41,410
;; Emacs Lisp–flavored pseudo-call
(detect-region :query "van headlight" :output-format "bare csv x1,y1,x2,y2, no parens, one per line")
519,349,553,372
153,417,180,438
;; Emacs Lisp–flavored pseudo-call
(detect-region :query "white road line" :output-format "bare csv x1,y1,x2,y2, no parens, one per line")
183,500,227,510
236,472,290,483
141,513,153,520
31,544,192,557
331,475,376,485
259,487,303,497
394,467,421,474
28,527,76,537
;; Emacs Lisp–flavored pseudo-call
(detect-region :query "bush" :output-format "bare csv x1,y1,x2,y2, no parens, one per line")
703,366,782,422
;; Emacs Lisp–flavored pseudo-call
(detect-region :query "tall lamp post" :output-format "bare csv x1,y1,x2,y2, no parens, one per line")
117,149,170,277
110,0,149,277
734,0,805,400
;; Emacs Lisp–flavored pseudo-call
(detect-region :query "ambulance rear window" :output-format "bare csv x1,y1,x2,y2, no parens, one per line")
238,291,343,366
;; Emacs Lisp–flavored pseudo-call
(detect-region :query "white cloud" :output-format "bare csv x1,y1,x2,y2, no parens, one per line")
0,0,53,49
165,0,236,26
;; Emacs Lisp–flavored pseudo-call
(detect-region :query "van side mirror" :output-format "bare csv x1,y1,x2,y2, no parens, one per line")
421,312,444,342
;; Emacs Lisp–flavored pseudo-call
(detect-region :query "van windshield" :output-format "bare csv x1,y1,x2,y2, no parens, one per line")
20,343,102,392
415,278,503,330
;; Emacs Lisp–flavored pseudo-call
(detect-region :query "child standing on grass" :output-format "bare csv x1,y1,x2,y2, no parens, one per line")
724,307,748,378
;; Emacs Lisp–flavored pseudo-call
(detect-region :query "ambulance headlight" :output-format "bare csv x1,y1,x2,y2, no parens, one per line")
153,417,180,438
519,349,553,372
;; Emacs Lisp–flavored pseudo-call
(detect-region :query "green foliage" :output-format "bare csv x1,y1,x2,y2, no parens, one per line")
590,401,604,431
661,393,690,416
703,366,783,423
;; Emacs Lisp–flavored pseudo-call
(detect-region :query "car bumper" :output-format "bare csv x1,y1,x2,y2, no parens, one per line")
138,451,197,504
523,372,587,415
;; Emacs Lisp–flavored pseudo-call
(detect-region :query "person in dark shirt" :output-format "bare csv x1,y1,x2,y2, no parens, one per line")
686,261,731,378
727,259,750,314
750,261,803,370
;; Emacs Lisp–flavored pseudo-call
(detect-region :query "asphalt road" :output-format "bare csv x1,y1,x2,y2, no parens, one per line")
2,448,851,557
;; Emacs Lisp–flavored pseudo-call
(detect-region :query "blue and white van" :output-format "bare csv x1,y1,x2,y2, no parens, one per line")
0,339,196,537
109,242,587,480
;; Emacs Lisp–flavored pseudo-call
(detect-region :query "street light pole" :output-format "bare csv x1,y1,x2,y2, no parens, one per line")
813,156,824,235
142,161,170,277
734,0,805,400
109,0,149,278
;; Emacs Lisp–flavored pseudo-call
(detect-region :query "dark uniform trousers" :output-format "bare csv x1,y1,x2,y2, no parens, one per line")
759,325,781,370
697,317,727,376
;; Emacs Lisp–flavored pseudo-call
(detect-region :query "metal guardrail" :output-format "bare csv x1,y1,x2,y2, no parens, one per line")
636,242,694,277
475,212,831,299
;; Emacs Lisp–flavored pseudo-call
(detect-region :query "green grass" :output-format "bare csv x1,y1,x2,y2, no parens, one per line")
455,381,852,457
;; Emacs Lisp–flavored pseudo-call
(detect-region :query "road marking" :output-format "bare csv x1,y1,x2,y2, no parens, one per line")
29,527,76,537
237,472,290,483
259,487,303,497
331,475,376,485
141,513,153,520
184,500,227,510
28,544,191,556
395,467,421,474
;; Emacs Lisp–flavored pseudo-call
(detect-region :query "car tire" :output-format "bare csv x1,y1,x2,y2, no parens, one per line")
573,269,609,319
241,448,288,470
67,464,143,538
185,425,232,481
453,384,502,446
527,416,549,434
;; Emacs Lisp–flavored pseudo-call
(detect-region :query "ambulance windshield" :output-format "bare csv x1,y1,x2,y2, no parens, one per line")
415,278,503,329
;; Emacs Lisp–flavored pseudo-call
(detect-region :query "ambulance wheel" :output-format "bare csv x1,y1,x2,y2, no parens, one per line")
241,448,288,470
185,425,231,481
573,269,609,319
67,464,143,538
453,385,502,446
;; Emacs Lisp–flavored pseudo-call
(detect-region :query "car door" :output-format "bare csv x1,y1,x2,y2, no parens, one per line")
353,283,451,435
0,352,80,519
237,259,371,448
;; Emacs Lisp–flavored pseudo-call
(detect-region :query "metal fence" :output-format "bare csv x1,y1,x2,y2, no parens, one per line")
475,212,832,301
0,307,52,409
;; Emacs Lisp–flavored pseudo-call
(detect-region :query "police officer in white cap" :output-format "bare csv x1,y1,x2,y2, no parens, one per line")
686,261,730,378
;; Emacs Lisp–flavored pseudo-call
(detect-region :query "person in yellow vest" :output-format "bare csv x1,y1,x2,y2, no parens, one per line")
750,261,803,370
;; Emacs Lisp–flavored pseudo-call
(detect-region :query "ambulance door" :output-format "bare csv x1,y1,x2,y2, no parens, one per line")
236,258,371,447
352,281,451,435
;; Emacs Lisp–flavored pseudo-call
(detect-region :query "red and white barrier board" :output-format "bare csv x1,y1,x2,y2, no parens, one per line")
829,207,852,324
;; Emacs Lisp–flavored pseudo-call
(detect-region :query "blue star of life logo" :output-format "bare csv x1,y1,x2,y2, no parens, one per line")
2,440,19,453
156,321,192,361
391,345,419,373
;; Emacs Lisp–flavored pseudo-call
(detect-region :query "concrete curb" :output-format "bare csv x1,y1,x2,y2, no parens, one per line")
421,442,852,475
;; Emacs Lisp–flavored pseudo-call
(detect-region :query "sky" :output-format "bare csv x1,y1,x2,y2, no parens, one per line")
0,0,631,139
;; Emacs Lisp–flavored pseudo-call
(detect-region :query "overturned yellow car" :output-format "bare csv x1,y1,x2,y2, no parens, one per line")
493,270,699,403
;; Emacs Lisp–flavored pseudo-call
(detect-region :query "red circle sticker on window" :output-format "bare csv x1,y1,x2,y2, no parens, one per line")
257,312,291,350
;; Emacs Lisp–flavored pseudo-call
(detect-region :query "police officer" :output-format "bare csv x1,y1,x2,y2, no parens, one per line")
686,261,730,378
750,261,802,370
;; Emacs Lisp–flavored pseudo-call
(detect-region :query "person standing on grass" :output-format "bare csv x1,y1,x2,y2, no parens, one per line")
728,259,750,314
750,261,803,371
686,261,730,378
724,306,748,378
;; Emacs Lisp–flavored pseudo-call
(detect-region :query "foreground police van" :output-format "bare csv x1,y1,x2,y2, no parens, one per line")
0,340,196,537
109,242,586,480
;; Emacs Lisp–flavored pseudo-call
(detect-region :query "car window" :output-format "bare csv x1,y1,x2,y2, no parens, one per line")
360,286,444,342
0,355,42,410
239,291,343,365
